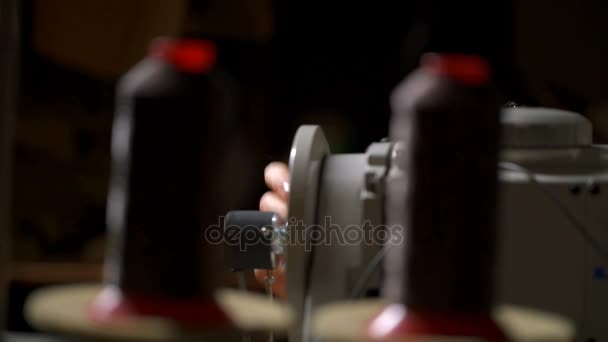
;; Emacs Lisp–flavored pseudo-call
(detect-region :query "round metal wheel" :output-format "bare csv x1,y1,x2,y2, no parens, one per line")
285,125,329,339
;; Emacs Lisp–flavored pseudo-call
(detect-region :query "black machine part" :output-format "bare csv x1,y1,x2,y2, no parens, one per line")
224,210,281,271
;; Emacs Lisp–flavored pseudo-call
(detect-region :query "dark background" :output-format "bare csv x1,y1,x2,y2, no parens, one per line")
5,0,608,332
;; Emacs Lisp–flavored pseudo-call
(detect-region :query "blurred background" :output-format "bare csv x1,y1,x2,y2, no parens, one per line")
2,0,608,334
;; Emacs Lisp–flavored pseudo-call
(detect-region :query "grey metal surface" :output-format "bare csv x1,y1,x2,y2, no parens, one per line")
286,125,329,340
311,153,367,306
497,180,587,323
501,107,592,148
497,144,608,341
356,142,392,292
285,126,392,341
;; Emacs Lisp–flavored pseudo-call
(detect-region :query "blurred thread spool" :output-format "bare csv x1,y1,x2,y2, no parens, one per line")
312,300,575,341
25,285,294,341
90,37,235,329
372,54,503,340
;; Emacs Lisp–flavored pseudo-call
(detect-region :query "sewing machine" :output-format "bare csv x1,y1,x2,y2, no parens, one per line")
226,106,608,341
497,107,608,342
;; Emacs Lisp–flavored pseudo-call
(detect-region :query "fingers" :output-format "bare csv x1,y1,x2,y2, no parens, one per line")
264,162,290,201
257,162,289,298
259,191,288,223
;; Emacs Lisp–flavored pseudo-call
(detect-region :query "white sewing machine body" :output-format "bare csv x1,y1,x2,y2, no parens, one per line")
284,107,607,341
496,107,608,342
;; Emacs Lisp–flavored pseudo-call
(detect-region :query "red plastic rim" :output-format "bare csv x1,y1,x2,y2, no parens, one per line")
88,286,232,329
149,37,217,74
421,53,491,86
367,304,507,341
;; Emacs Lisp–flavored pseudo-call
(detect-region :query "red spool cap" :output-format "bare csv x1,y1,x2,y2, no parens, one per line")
149,37,217,74
422,53,491,85
88,286,232,328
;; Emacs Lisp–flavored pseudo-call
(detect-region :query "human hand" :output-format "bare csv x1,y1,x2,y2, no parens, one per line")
255,162,290,298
